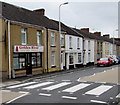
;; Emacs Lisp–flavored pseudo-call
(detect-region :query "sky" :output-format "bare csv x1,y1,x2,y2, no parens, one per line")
0,0,119,38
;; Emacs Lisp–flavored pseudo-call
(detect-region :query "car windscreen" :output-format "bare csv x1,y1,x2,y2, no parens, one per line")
100,58,108,61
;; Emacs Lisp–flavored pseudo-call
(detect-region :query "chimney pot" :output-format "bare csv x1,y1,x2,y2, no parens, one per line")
33,9,45,15
80,28,89,33
103,34,110,38
93,32,101,36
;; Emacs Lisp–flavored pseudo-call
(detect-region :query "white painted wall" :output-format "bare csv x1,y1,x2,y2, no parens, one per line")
90,40,95,63
83,39,94,65
65,34,83,69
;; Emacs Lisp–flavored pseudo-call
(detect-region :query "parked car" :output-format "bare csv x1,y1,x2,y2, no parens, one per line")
117,56,120,63
97,57,113,67
106,55,118,64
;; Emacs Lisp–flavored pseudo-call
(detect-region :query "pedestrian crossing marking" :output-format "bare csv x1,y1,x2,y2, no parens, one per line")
7,82,37,89
62,83,91,93
85,85,113,96
90,100,107,104
62,96,77,100
42,82,71,91
116,93,120,98
39,93,51,96
24,82,53,89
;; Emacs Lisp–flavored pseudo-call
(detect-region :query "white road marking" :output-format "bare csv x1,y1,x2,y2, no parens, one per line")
6,92,29,103
90,100,107,104
24,82,53,89
7,82,37,89
1,90,11,92
116,93,120,98
62,96,77,100
85,85,113,96
62,83,90,93
42,82,71,91
62,80,71,82
39,93,51,96
47,79,55,82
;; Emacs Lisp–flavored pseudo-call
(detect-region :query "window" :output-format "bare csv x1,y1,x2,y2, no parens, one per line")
32,53,37,67
13,53,42,70
69,36,72,49
13,53,26,70
88,40,90,51
37,30,42,45
37,53,42,67
78,53,81,63
69,53,74,64
77,38,80,49
32,53,42,67
88,53,90,62
21,28,27,45
61,34,64,47
51,32,55,46
51,51,55,66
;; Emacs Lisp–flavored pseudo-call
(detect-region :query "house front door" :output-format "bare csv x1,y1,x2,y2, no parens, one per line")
26,53,32,75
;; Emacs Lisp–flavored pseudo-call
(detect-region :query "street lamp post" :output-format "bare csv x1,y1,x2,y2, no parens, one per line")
59,2,68,70
112,29,118,55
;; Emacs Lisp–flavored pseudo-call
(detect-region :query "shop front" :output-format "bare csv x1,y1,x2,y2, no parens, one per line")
13,45,44,77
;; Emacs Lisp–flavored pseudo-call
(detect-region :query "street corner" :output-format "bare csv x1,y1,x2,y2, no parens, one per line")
77,67,119,85
0,90,29,104
0,81,21,87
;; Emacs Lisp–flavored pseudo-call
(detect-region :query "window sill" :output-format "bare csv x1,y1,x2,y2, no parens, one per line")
21,44,27,45
51,45,56,47
51,66,56,68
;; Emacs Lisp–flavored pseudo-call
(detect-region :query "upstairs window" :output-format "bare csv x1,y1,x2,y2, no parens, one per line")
21,28,27,45
69,36,72,49
37,30,42,45
51,32,55,46
88,40,90,51
61,34,65,47
77,38,80,49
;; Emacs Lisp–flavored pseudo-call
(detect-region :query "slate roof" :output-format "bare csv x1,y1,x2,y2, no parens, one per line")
73,28,101,40
0,2,59,30
73,28,119,45
51,19,83,37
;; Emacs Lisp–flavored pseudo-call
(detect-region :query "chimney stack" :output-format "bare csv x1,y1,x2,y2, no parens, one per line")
33,9,45,15
80,28,89,33
93,32,101,36
103,34,110,38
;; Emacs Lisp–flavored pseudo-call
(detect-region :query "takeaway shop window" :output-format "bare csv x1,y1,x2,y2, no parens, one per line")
32,53,42,68
13,53,26,70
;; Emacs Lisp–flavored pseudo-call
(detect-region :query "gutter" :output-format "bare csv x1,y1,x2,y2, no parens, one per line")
8,20,12,79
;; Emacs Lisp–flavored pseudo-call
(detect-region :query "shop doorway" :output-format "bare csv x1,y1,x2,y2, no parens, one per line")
26,53,32,75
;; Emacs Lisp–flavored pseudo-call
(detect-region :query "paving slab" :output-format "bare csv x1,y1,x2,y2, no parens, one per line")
78,66,120,84
0,90,29,103
0,81,21,87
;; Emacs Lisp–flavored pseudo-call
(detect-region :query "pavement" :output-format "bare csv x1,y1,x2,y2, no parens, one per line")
78,66,120,84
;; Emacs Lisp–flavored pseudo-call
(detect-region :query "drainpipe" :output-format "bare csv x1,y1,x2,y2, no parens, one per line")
46,28,49,73
8,20,12,79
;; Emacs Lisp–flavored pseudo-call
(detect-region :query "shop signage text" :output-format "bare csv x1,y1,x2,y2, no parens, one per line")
14,45,44,52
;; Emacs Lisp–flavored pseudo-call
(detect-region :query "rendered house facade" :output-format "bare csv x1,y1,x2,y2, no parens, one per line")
0,2,120,79
0,2,61,79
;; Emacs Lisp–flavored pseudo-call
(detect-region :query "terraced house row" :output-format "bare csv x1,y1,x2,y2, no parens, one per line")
0,2,120,79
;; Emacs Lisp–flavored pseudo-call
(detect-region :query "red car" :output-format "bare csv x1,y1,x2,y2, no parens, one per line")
97,57,112,67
